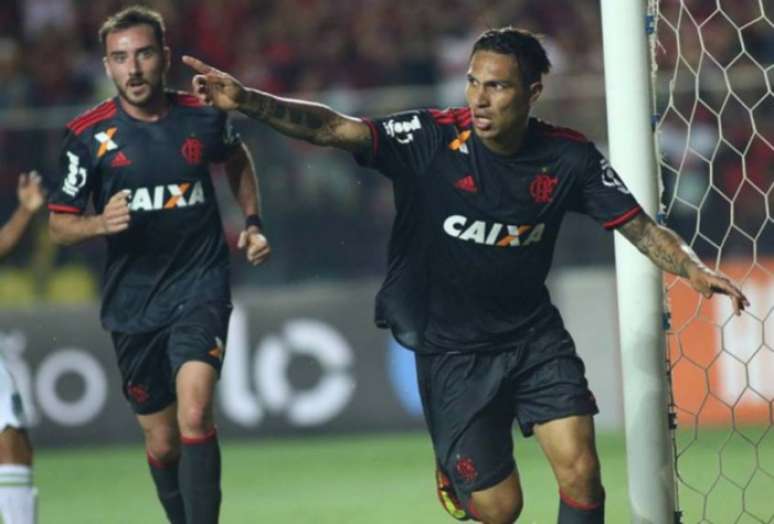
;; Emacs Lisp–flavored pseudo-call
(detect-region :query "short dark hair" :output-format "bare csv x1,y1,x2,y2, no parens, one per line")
471,27,551,86
99,5,166,51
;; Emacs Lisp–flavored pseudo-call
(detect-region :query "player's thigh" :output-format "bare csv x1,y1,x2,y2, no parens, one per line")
533,414,600,479
0,427,33,465
169,301,231,420
417,351,518,506
511,326,598,438
112,328,176,415
0,359,32,464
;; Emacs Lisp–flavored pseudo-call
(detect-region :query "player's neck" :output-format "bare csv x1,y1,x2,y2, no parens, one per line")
118,92,170,122
478,119,529,156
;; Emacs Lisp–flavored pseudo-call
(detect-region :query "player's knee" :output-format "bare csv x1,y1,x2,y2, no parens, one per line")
470,494,523,524
143,426,180,462
556,451,602,500
177,404,213,436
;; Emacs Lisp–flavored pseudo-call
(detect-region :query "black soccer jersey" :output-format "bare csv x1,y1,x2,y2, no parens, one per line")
49,91,240,333
356,108,642,353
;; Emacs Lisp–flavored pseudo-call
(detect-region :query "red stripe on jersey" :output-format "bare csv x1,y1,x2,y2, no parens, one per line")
181,428,217,445
543,125,588,143
67,100,117,135
48,203,82,214
430,108,472,129
603,206,642,229
453,107,472,128
174,92,205,107
363,118,379,158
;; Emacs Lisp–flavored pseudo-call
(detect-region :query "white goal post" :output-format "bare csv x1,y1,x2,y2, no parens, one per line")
600,0,678,522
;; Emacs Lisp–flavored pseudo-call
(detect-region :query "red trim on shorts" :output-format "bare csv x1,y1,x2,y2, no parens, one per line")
603,205,643,230
180,428,217,445
147,452,178,470
48,203,82,214
559,490,602,511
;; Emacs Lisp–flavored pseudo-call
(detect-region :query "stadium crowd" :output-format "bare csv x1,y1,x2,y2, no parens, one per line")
0,0,771,300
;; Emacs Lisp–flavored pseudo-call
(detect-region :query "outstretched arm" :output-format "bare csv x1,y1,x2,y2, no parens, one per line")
182,56,371,153
618,213,749,315
0,172,45,258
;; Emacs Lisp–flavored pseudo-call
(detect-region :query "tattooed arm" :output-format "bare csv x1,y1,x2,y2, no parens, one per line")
618,213,749,315
182,55,371,153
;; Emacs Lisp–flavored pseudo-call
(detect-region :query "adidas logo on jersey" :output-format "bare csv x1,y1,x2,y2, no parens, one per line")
111,151,132,167
443,215,545,247
126,181,206,212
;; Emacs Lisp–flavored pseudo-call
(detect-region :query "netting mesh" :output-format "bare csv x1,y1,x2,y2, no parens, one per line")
651,0,773,522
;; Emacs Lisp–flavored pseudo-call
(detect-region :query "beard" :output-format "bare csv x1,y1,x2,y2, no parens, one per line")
115,76,164,107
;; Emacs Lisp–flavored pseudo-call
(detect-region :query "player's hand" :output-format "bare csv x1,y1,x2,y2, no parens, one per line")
17,171,45,213
237,226,270,266
686,265,749,316
182,55,246,112
100,190,131,235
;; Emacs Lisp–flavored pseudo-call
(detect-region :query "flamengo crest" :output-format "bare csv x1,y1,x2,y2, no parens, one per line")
181,137,203,165
529,172,558,204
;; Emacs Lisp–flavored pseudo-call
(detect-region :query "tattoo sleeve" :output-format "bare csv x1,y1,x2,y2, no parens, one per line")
238,89,369,152
618,214,705,277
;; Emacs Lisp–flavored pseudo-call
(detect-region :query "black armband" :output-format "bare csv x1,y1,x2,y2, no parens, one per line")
245,214,264,230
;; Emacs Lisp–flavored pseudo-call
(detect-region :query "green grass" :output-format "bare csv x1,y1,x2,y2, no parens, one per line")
37,429,772,523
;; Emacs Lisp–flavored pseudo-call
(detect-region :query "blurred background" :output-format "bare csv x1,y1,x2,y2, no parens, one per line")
0,0,771,522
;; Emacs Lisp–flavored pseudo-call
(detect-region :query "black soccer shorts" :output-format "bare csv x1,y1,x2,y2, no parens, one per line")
111,300,232,415
416,323,599,508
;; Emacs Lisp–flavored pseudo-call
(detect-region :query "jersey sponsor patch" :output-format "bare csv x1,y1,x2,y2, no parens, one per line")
95,127,118,158
383,114,422,144
127,181,206,212
448,130,471,154
443,215,545,247
63,151,88,196
600,158,630,194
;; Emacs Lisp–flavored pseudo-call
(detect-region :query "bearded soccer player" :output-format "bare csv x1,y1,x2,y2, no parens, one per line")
48,6,270,524
0,171,44,524
184,28,748,524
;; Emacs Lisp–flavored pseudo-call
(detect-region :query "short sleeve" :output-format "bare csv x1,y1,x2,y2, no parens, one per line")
48,131,95,214
354,110,443,180
575,143,643,229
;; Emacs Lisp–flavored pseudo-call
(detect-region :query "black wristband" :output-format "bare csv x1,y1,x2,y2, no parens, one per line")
245,214,263,230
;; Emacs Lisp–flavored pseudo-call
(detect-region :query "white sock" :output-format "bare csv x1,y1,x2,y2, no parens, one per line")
0,465,37,524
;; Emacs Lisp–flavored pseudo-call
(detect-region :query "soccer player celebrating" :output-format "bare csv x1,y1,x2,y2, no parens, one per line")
0,171,44,524
184,27,748,524
48,6,270,524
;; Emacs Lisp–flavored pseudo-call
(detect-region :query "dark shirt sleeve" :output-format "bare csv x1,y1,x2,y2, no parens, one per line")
574,143,643,229
211,112,242,162
48,131,95,214
353,110,443,181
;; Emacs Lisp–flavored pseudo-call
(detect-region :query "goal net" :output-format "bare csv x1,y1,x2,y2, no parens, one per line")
651,0,773,522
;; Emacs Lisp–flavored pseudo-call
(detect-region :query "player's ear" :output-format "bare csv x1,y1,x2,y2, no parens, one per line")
528,82,543,105
164,46,171,73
